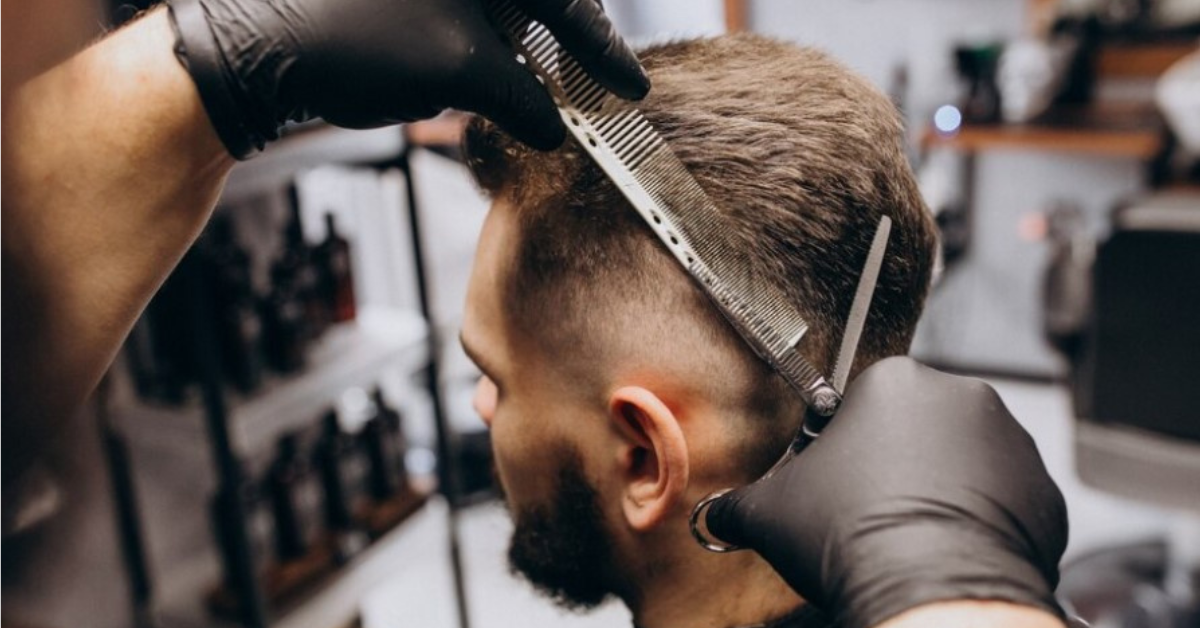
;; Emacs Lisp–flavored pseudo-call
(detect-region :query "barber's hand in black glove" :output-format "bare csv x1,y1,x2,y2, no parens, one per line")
706,357,1069,628
167,0,648,158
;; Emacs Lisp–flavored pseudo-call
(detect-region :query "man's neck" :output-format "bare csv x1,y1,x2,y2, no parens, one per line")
622,532,805,628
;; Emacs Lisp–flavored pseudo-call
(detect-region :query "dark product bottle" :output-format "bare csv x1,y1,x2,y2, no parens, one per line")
954,42,1003,124
260,265,308,374
203,216,263,393
142,257,198,403
210,463,273,587
313,411,368,561
281,184,331,339
266,433,321,562
361,389,408,501
314,213,356,324
374,387,409,483
888,63,908,117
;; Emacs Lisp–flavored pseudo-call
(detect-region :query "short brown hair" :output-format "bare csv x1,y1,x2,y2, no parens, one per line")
464,33,937,477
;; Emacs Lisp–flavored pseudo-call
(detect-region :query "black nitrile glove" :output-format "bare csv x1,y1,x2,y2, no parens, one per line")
706,357,1069,628
166,0,649,158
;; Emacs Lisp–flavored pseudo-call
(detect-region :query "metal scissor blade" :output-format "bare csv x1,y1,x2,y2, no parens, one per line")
831,216,892,394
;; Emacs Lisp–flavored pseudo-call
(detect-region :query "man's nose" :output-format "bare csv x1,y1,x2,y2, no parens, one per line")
472,375,498,427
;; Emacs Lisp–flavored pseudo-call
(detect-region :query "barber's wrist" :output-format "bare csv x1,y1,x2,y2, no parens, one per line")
873,600,1067,628
830,522,1066,628
166,0,280,159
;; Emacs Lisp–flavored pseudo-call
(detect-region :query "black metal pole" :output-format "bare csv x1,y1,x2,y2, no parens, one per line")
179,252,270,628
397,144,473,628
95,375,157,628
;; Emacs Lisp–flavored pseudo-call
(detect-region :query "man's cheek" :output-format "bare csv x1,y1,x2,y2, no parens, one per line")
489,454,509,504
491,435,551,509
488,434,514,503
489,431,531,507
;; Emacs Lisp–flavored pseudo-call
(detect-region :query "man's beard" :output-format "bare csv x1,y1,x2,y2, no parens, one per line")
502,448,619,611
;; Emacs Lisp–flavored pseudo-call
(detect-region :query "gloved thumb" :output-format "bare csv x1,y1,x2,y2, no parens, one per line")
701,485,756,550
701,473,826,607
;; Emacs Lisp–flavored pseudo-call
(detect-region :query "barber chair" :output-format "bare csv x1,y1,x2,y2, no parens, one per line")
1044,192,1200,628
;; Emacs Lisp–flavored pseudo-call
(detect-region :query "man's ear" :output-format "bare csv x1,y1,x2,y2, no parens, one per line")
608,386,689,532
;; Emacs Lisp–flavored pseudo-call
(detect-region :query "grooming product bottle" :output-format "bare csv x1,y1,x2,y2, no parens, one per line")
144,259,197,403
210,462,272,587
260,265,308,374
204,216,263,393
360,393,406,501
283,184,332,339
313,410,368,561
315,213,357,323
266,433,321,562
373,387,409,482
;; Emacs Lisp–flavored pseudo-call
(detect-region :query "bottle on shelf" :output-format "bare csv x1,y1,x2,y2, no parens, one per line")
203,215,263,393
140,253,200,403
210,462,273,589
312,410,368,562
373,387,409,485
265,433,321,562
281,184,331,340
954,42,1003,124
260,264,309,374
314,213,357,324
360,391,408,503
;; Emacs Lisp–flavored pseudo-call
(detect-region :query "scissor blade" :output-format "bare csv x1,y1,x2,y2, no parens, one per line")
831,216,892,394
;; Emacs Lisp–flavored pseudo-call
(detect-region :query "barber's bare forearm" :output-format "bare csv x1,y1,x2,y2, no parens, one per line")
1,8,232,463
875,601,1065,628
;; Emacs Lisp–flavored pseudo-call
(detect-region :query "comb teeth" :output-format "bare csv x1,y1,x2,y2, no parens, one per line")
490,0,833,407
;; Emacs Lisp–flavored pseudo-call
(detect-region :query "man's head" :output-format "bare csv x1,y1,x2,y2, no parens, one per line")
460,33,937,624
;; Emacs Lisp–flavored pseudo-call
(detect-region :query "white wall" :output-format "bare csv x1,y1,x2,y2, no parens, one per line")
605,0,726,41
743,0,1151,376
750,0,1024,129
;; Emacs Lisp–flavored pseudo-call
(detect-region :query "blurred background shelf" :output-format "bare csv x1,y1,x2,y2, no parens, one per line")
223,125,408,203
143,474,438,628
1096,40,1198,78
111,307,428,456
922,103,1166,159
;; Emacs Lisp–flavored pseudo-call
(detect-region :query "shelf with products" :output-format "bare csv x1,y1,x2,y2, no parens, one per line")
1096,40,1198,79
222,124,408,203
922,102,1166,159
101,117,475,628
111,305,436,628
147,483,442,628
112,307,428,457
204,481,437,628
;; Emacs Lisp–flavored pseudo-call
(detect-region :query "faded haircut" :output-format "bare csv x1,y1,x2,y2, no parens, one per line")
463,33,938,479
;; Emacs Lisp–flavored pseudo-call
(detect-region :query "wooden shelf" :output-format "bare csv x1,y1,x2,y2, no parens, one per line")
150,485,443,628
231,308,427,454
1097,41,1197,79
205,482,435,625
923,104,1165,159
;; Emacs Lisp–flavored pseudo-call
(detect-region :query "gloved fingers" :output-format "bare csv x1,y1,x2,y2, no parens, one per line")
453,46,567,150
702,484,755,550
513,0,650,100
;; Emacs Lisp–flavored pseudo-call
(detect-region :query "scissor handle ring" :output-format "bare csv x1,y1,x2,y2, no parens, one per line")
688,489,742,553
